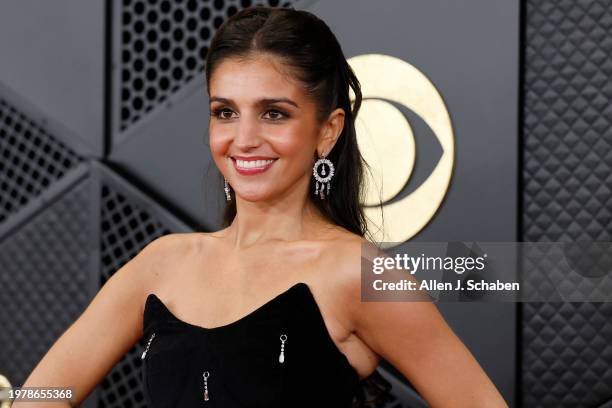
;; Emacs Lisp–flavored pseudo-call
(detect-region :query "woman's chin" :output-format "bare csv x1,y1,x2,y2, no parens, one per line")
232,190,274,202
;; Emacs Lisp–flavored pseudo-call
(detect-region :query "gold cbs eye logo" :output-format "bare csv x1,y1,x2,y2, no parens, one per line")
348,54,455,248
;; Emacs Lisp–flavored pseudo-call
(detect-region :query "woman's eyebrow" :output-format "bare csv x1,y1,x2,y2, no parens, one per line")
209,96,299,108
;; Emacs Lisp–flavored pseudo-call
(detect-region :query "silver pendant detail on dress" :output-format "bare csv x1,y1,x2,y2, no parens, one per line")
203,370,210,401
279,334,287,363
141,332,156,360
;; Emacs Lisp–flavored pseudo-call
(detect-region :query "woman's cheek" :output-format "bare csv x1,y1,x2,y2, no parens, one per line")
209,127,233,155
268,127,310,156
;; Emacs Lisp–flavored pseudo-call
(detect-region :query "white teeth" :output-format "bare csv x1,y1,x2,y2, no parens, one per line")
235,159,275,169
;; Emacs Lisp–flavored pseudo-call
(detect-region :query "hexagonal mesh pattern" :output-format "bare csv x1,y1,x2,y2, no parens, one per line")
97,182,171,408
0,98,82,224
118,0,293,132
0,178,93,386
522,0,612,407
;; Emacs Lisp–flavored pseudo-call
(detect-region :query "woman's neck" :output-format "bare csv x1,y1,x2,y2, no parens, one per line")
227,201,330,250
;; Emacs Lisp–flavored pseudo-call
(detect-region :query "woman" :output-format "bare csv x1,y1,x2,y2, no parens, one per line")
16,6,508,408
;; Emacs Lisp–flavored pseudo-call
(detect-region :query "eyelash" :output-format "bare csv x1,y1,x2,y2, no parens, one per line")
210,107,288,121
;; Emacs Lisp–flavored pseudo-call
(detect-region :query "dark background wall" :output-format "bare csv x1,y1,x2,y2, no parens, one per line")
521,1,612,407
0,1,610,407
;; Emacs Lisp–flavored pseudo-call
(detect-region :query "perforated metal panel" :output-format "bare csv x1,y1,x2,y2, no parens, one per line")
0,76,95,407
97,188,169,407
94,162,190,408
115,0,292,134
0,1,105,157
0,97,82,224
0,175,96,387
522,0,612,406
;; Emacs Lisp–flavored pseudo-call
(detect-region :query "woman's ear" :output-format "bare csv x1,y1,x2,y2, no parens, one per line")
317,108,345,154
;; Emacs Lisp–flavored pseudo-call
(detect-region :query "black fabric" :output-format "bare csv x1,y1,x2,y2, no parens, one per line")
141,282,360,407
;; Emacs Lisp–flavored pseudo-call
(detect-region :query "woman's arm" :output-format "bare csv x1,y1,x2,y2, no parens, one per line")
345,242,508,408
11,235,176,407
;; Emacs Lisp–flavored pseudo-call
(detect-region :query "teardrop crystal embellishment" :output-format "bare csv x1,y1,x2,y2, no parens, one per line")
203,371,210,401
141,332,156,360
279,333,287,363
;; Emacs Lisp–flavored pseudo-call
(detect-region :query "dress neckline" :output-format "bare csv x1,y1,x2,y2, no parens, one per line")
145,282,360,380
146,282,305,332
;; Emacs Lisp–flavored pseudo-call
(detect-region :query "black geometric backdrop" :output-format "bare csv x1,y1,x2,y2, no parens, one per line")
116,0,291,135
3,0,612,407
521,0,612,407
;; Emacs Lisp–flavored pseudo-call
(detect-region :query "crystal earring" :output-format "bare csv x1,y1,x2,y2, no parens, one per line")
224,177,231,201
312,152,334,200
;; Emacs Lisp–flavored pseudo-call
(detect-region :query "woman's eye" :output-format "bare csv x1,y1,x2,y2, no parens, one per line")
212,108,235,120
210,108,287,121
210,107,236,120
264,109,287,120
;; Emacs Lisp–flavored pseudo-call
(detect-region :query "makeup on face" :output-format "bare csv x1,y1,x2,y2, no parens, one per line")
209,56,320,186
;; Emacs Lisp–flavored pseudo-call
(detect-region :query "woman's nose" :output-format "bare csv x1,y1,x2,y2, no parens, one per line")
233,117,261,149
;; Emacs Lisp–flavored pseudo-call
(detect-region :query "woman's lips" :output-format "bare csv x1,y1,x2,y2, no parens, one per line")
231,157,277,175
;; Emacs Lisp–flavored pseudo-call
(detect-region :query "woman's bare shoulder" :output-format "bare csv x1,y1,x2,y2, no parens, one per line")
133,233,203,284
155,231,226,250
141,232,199,259
142,231,229,282
326,231,377,256
319,232,367,281
322,232,385,302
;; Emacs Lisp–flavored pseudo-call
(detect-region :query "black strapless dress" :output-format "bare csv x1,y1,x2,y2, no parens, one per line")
141,282,361,407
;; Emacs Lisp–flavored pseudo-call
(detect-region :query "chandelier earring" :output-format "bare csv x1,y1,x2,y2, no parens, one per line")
224,177,232,201
312,151,335,200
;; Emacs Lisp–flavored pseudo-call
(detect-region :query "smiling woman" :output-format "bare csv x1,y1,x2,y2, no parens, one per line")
197,5,507,408
202,8,385,406
12,5,507,408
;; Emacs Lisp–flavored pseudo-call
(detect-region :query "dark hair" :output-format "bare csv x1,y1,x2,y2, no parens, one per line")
205,6,391,407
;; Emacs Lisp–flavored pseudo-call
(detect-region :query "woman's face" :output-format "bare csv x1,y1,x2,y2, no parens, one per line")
208,54,341,203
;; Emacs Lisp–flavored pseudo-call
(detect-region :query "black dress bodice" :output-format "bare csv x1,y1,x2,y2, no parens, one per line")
141,282,360,407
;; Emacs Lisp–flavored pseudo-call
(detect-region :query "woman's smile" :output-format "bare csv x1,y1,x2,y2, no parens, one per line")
231,156,278,175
